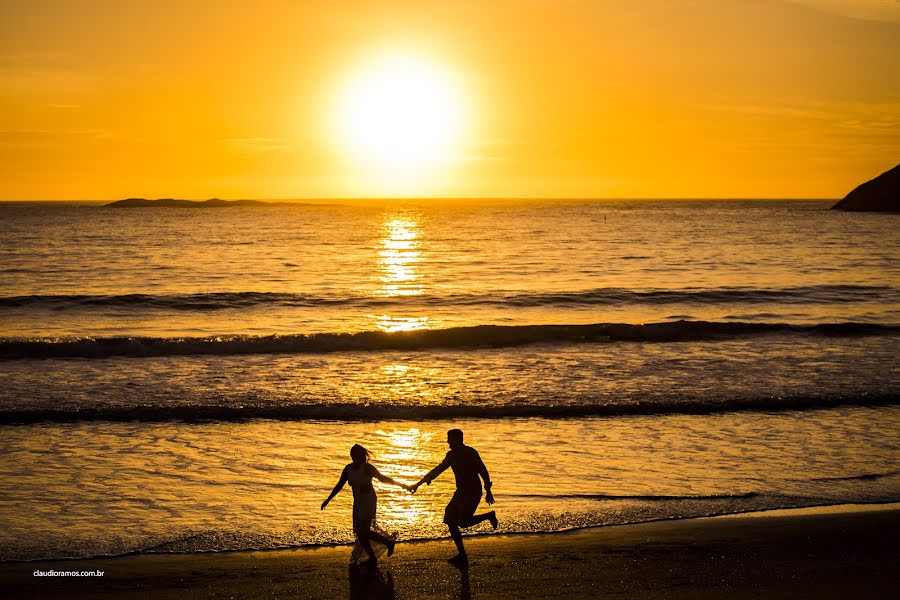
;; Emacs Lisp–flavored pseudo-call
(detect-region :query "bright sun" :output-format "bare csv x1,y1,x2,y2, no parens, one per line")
334,53,465,179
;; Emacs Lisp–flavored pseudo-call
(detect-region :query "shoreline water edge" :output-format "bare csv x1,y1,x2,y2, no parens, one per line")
3,504,897,599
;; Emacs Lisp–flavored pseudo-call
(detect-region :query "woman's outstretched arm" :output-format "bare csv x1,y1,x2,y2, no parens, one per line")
321,465,349,510
368,464,410,490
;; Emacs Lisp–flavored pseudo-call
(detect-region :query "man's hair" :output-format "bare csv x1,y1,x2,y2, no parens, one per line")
447,429,464,443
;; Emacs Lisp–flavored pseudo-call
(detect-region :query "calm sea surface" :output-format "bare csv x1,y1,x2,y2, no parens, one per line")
0,199,897,560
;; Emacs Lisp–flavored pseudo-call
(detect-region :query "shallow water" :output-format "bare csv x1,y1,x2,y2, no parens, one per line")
0,336,897,421
1,408,898,561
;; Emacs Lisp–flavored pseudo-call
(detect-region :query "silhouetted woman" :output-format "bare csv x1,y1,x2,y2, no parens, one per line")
321,444,410,567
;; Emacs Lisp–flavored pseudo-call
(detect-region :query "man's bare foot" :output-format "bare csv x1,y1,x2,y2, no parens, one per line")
386,539,396,557
448,553,468,566
487,511,498,530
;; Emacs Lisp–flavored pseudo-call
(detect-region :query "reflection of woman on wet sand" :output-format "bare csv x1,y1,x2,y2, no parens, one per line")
322,444,412,567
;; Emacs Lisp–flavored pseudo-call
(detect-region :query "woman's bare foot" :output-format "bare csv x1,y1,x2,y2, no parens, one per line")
487,511,498,530
386,539,396,557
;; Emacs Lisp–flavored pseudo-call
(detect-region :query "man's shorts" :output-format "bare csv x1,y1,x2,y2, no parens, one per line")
443,491,481,527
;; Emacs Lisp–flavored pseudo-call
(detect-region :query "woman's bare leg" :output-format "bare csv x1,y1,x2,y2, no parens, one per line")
354,521,378,564
369,530,389,545
369,528,397,556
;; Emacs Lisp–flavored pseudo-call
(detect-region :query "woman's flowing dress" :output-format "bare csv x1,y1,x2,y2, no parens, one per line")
346,463,397,564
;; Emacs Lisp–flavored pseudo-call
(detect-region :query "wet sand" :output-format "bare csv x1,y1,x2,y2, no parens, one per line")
4,505,898,599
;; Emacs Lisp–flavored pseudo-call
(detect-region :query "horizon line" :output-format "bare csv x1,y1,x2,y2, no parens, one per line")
0,197,840,202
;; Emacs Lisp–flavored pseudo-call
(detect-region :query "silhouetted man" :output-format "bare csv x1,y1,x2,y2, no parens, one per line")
411,429,497,564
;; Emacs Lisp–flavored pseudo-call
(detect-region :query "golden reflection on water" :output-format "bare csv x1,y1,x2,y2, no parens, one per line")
369,314,430,332
367,214,444,477
373,213,431,332
373,427,445,527
377,216,424,297
373,363,439,404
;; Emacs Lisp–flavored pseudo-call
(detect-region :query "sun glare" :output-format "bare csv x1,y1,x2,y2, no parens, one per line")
333,52,466,184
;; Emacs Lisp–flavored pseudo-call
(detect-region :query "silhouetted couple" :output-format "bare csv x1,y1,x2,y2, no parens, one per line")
322,429,497,568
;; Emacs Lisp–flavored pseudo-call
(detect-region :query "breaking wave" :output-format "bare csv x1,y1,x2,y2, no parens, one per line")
1,393,896,424
0,284,895,311
1,320,896,360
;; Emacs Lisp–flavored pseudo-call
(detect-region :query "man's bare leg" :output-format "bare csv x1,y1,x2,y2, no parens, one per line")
460,510,498,530
448,524,467,564
463,511,498,529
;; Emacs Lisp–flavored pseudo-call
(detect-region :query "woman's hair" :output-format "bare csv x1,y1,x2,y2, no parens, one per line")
349,444,371,464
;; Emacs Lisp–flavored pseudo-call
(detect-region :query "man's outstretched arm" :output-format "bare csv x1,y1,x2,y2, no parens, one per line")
411,453,451,492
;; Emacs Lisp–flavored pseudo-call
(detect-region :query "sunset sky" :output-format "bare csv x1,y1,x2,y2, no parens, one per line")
1,0,898,199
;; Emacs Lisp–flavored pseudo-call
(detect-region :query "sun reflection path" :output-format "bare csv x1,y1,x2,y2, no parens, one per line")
378,216,424,297
372,363,443,405
372,214,432,332
371,427,446,528
368,314,430,332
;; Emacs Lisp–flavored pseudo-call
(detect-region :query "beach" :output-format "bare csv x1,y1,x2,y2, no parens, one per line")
4,505,898,599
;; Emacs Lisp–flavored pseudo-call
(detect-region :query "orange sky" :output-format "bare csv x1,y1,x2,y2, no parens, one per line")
1,0,898,199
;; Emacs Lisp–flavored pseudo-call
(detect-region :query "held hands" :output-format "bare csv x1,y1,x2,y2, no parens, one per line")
320,499,329,511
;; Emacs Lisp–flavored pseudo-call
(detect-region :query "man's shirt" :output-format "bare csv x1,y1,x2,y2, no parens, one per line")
424,445,489,495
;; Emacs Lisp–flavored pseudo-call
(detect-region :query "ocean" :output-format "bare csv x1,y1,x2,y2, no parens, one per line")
0,199,897,562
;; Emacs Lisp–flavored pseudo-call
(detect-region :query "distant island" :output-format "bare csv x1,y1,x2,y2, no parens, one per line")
831,164,900,213
105,198,318,208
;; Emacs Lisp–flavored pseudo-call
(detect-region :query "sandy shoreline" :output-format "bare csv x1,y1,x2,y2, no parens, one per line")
4,504,898,599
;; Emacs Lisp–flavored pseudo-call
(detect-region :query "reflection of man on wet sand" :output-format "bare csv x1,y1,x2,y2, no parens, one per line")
411,429,498,565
